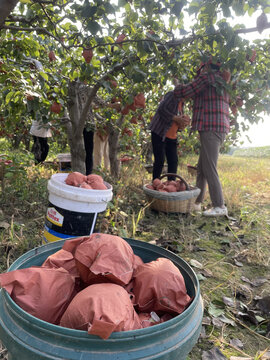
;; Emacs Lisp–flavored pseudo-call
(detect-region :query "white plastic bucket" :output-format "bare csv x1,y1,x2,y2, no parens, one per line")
44,173,113,243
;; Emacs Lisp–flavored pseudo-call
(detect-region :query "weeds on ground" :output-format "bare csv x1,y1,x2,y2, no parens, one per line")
0,151,270,359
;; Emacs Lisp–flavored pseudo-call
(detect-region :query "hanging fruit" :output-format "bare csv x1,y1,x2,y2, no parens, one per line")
134,93,146,108
48,51,56,62
82,48,93,63
50,102,62,114
116,34,126,48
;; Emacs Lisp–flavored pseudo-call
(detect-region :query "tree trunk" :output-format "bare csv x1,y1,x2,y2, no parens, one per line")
142,141,153,164
0,0,18,28
12,134,22,149
107,115,124,178
66,81,88,174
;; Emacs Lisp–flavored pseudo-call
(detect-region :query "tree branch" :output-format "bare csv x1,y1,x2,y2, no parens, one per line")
79,55,139,130
0,0,19,29
235,22,270,33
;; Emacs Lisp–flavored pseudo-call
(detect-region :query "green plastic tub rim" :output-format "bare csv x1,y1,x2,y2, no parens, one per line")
3,237,201,340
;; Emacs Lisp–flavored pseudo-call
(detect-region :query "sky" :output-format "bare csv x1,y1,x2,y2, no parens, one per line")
238,119,270,147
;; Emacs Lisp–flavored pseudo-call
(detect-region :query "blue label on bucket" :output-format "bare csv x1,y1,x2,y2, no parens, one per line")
43,225,76,243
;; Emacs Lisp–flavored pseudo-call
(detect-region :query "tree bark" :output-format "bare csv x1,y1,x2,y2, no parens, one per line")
142,141,153,164
0,0,19,28
108,115,125,179
66,80,88,174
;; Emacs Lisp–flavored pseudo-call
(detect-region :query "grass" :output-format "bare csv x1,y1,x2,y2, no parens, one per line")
0,145,270,359
232,145,270,158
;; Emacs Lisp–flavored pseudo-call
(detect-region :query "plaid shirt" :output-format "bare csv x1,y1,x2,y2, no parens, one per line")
149,91,181,140
174,71,230,133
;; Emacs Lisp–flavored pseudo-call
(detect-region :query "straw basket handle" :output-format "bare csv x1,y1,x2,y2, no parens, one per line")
159,173,190,191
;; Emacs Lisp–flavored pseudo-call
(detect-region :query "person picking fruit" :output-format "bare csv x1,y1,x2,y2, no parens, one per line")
174,58,230,217
30,119,52,165
149,91,190,181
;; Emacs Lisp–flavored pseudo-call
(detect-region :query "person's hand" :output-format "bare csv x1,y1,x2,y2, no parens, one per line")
173,114,191,130
180,114,191,125
172,115,182,124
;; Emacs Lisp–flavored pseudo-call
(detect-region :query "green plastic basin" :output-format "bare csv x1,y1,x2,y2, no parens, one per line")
0,238,203,360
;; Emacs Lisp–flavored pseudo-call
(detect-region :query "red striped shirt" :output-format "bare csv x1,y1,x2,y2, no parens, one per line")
174,71,230,133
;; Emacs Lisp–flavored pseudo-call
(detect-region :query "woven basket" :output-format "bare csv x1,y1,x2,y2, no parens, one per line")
143,173,201,213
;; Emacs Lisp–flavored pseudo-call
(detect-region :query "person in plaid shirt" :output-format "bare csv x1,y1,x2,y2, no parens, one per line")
174,61,230,217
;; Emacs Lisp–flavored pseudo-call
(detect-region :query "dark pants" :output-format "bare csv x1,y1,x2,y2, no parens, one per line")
32,136,49,164
83,128,94,175
151,132,178,181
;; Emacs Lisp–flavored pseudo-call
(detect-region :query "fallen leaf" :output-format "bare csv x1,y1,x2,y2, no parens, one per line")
241,276,252,284
229,338,244,349
0,221,10,229
202,316,212,326
197,273,206,281
200,326,207,339
237,310,258,325
257,296,270,315
212,317,223,327
202,347,227,360
218,314,235,326
223,296,236,308
220,238,231,245
236,284,252,301
252,278,268,287
234,259,243,267
201,268,213,277
255,314,265,323
190,259,203,269
208,302,225,318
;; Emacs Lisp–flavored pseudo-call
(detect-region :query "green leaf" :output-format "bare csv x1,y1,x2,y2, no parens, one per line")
232,0,244,16
143,40,153,53
221,4,231,17
103,3,115,14
247,7,255,16
118,0,127,7
197,273,206,281
255,315,265,323
180,28,189,35
176,244,183,252
83,5,98,18
87,21,101,35
208,302,225,318
39,72,49,81
171,1,184,16
5,92,14,104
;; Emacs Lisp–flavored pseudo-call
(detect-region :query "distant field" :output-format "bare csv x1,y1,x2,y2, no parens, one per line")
232,145,270,158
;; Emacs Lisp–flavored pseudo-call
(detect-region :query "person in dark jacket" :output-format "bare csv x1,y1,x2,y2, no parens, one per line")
149,91,190,181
